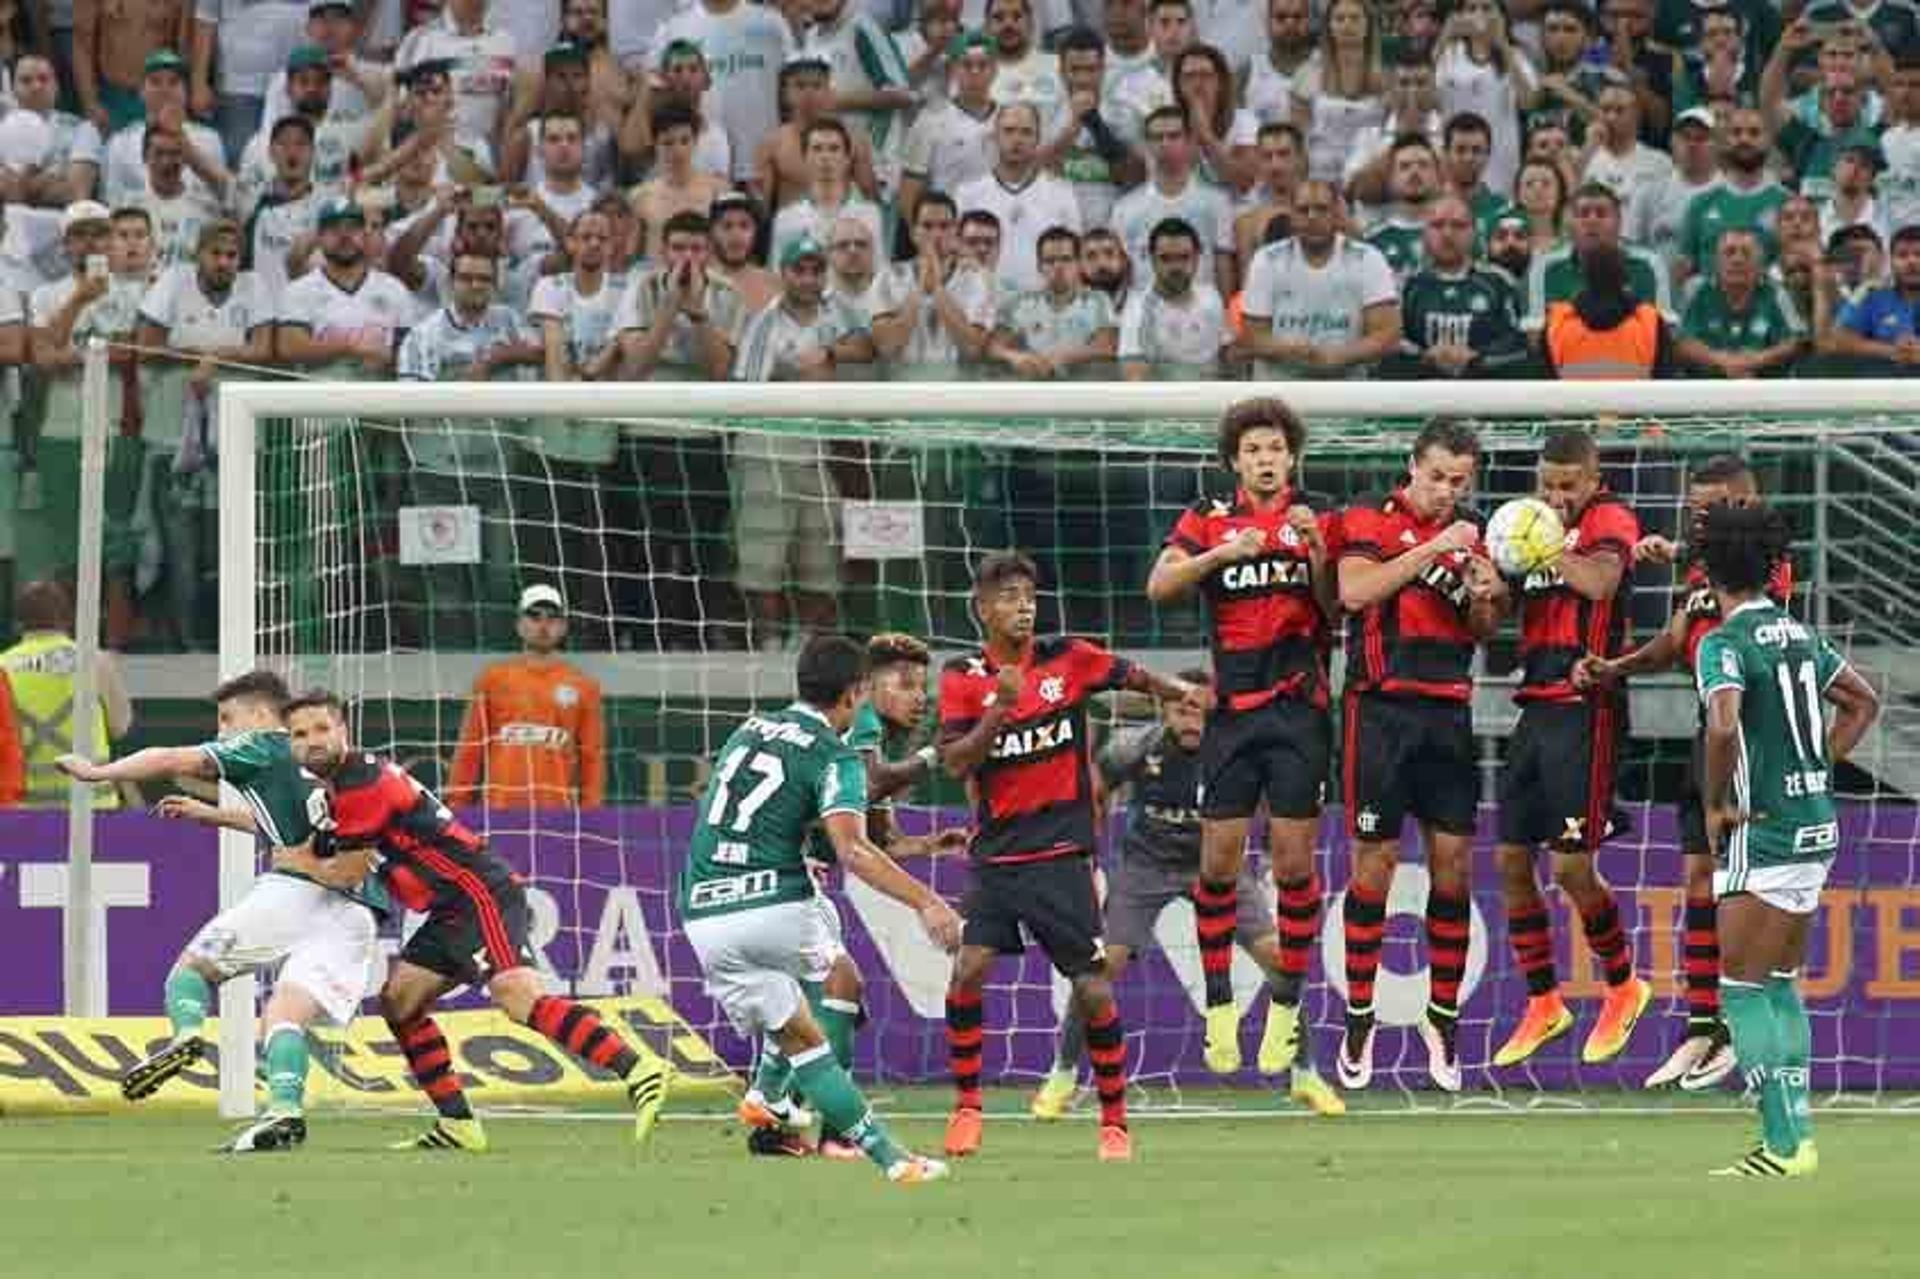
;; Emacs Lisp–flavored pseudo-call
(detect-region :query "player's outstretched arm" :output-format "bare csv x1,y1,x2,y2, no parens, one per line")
822,810,962,949
1119,664,1199,706
56,745,218,786
1824,665,1881,763
153,794,257,833
1580,606,1688,687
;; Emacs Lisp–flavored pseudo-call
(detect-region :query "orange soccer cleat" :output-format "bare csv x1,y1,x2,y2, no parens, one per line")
1097,1125,1133,1162
1492,993,1576,1068
944,1106,983,1158
1583,977,1654,1064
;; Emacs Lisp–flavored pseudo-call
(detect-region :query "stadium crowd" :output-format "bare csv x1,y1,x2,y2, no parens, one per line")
0,0,1908,658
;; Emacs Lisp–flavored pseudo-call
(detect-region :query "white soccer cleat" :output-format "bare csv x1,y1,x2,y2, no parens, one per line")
738,1089,814,1131
1336,1016,1375,1091
886,1155,951,1185
1418,1017,1462,1093
1645,1034,1714,1089
1679,1030,1738,1092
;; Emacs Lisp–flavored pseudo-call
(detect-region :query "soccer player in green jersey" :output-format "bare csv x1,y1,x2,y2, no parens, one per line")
748,632,965,1158
56,670,381,1152
1694,503,1880,1177
682,634,963,1184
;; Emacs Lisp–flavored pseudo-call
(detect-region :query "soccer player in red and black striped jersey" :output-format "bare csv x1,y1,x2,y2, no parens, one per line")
1335,417,1507,1093
1576,454,1786,1091
937,551,1196,1163
1146,397,1342,1092
284,691,669,1152
1489,428,1653,1072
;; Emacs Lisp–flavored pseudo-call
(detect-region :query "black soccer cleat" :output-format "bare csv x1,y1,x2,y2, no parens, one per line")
121,1036,206,1102
747,1126,813,1158
218,1114,308,1154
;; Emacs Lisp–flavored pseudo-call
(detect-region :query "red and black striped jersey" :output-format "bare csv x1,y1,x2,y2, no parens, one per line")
1515,491,1640,703
938,637,1131,864
327,752,503,912
1338,489,1486,703
1680,557,1794,668
1165,487,1336,711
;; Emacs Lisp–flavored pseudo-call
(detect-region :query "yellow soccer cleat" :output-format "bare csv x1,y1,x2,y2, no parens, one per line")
1709,1143,1818,1179
1202,1003,1242,1075
391,1118,489,1153
1492,994,1576,1068
1257,1002,1301,1075
628,1060,670,1146
1582,977,1653,1065
1288,1067,1347,1117
1029,1068,1078,1121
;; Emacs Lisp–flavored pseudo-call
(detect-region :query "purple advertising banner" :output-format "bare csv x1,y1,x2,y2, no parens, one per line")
2,803,1916,1090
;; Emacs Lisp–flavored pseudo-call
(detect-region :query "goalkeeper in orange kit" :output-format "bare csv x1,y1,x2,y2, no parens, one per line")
446,585,605,809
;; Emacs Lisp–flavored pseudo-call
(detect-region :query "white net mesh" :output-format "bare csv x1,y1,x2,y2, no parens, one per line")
234,384,1920,1107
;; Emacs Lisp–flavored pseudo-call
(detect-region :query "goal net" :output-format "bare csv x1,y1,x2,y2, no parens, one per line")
218,381,1920,1113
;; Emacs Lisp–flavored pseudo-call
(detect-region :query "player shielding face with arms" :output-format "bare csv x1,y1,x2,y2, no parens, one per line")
1491,428,1653,1070
684,635,961,1184
57,671,382,1153
1693,502,1877,1177
1335,418,1507,1092
1577,454,1779,1089
1144,397,1341,1087
289,693,668,1153
939,551,1197,1162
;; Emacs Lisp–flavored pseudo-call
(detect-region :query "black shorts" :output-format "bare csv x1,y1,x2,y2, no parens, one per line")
1342,693,1477,841
1678,727,1709,855
1199,696,1331,821
962,855,1105,978
1497,699,1625,852
401,872,537,986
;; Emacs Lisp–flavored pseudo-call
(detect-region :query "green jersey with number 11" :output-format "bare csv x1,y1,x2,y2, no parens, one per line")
681,704,869,920
1695,599,1849,886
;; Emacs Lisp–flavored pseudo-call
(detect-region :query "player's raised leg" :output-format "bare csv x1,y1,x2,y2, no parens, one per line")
495,966,669,1146
122,955,222,1101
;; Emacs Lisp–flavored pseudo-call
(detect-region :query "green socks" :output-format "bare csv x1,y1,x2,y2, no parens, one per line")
790,1044,907,1171
1768,971,1814,1145
1724,978,1798,1156
164,967,213,1040
819,998,860,1070
263,1023,308,1117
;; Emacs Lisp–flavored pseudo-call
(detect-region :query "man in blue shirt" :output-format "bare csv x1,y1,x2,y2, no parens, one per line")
1826,224,1920,366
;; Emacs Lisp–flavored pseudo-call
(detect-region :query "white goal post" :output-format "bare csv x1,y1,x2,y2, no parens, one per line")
207,378,1919,1118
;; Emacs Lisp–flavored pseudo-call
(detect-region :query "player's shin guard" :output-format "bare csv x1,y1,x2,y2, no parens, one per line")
1685,892,1722,1033
1579,893,1634,988
1425,889,1471,1020
1724,978,1797,1155
263,1022,308,1116
528,995,642,1078
1506,903,1558,997
1273,873,1322,1005
1343,881,1387,1018
393,1016,474,1120
164,967,213,1040
1084,1004,1128,1131
1193,876,1239,1008
945,988,984,1112
1768,971,1814,1145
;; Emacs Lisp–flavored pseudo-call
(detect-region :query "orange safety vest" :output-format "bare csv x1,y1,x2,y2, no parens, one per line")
1545,301,1660,379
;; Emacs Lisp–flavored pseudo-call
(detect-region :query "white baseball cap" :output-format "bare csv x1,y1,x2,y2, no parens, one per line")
61,200,110,233
518,584,566,615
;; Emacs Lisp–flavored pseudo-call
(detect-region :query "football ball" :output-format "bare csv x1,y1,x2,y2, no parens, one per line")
1485,498,1567,577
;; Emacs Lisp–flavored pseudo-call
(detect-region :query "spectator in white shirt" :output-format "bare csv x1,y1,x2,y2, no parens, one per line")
1119,215,1229,379
0,53,90,208
1172,42,1257,192
274,194,413,377
262,1,389,127
617,208,742,381
191,0,313,165
986,0,1064,115
72,50,230,205
1106,0,1193,143
1080,225,1135,313
989,225,1118,378
1234,177,1401,379
1243,0,1316,127
635,38,733,183
1111,104,1235,296
769,117,888,273
1039,25,1145,228
242,115,322,299
897,29,1000,228
647,0,796,187
955,101,1082,292
394,0,524,154
1580,82,1673,239
504,39,622,189
873,190,997,376
141,126,232,269
958,208,1003,275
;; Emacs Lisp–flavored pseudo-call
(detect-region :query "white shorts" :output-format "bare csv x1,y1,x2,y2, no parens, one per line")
810,893,849,953
684,898,840,1037
1715,861,1829,916
184,874,381,1025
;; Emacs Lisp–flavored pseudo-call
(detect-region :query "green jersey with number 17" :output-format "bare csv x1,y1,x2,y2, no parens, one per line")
1695,599,1849,884
681,704,869,920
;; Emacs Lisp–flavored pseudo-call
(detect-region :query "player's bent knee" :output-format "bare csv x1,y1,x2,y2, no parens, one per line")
1071,972,1115,1014
1549,851,1601,896
487,969,542,1023
950,946,995,991
825,955,864,1002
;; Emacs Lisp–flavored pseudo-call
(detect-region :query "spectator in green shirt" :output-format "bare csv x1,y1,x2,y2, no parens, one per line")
1675,227,1810,377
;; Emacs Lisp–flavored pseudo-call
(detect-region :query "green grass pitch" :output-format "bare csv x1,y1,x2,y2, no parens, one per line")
3,1096,1910,1279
